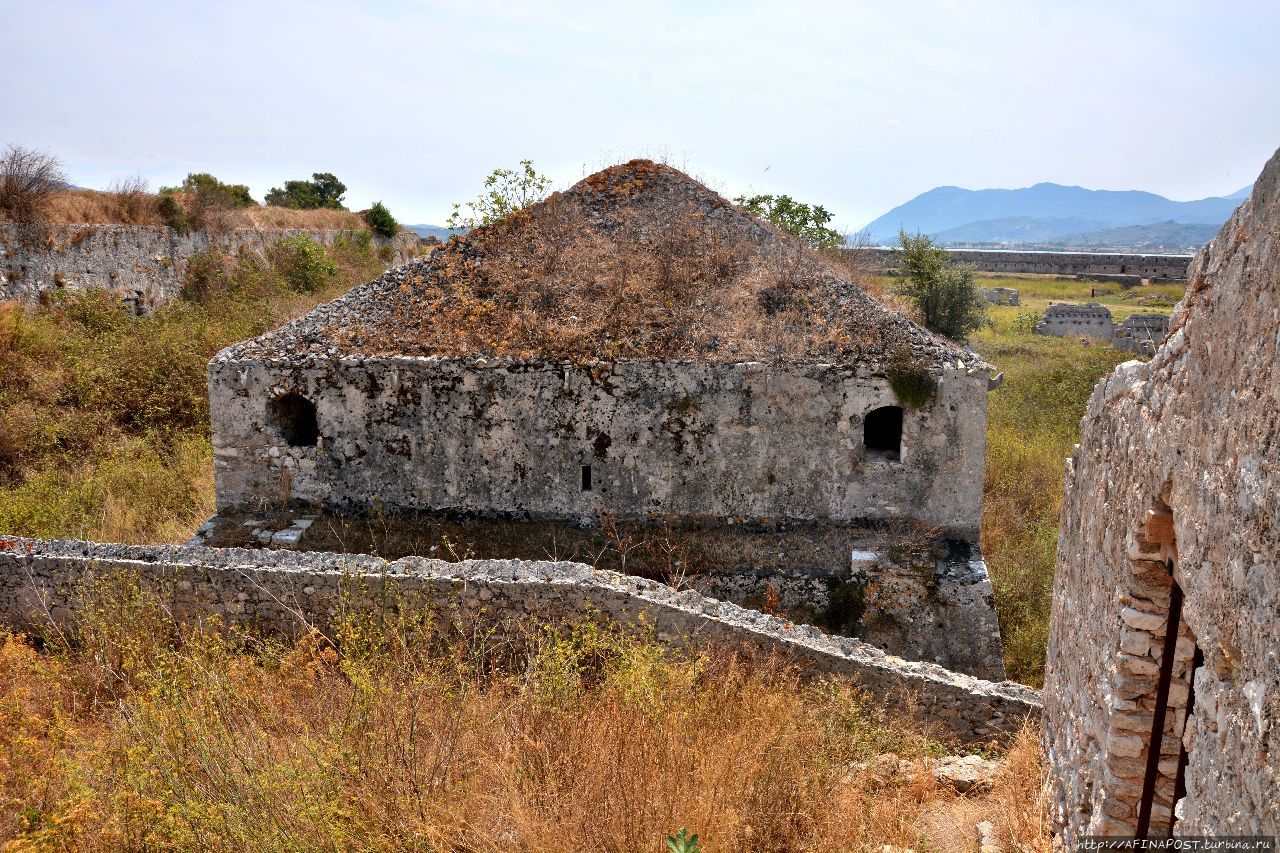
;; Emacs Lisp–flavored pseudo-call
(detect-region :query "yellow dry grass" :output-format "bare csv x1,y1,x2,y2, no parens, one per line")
5,188,370,231
0,575,1052,852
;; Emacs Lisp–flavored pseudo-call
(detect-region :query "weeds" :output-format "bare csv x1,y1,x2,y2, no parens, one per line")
0,580,1051,851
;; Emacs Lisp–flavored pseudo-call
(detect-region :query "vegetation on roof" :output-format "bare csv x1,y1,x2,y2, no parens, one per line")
243,160,970,366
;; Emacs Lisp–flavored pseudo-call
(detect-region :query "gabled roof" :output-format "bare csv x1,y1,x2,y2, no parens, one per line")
224,160,975,369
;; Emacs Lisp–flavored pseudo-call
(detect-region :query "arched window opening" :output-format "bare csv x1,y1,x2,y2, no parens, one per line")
863,405,903,461
268,392,319,447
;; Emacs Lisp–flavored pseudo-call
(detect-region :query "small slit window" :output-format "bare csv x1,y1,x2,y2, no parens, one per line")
580,464,593,492
268,392,319,447
863,405,903,461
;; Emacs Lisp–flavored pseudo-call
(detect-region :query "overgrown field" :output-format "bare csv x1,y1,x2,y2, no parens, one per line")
0,233,387,542
968,275,1182,684
0,574,1049,851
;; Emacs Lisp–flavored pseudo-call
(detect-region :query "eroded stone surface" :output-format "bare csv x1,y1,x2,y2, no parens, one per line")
1043,151,1279,840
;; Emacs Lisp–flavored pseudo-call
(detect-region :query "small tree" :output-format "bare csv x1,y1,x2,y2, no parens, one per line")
895,230,988,341
447,160,551,229
161,172,256,208
0,145,67,223
363,201,398,238
734,193,844,250
265,172,347,210
270,234,338,292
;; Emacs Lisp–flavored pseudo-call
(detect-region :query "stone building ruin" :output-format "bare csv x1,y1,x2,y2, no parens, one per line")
207,161,1006,678
1043,149,1278,839
1034,302,1170,355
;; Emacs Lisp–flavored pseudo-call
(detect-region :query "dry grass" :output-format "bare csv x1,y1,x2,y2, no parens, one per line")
0,237,387,544
0,573,1052,851
8,188,370,231
333,160,953,366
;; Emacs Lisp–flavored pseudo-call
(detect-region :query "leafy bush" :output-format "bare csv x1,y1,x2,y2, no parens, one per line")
265,172,347,210
0,145,67,223
447,159,550,229
894,230,988,341
363,201,398,238
270,234,338,292
734,193,844,250
157,194,189,234
160,172,255,208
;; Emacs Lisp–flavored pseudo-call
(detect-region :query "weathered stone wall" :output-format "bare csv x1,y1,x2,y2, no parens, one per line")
1114,314,1171,356
209,356,992,537
981,287,1020,306
1034,302,1116,340
1043,147,1280,840
0,536,1040,745
0,224,420,310
865,248,1191,280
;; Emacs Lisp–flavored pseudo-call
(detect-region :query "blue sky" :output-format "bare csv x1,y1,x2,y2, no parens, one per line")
3,0,1278,228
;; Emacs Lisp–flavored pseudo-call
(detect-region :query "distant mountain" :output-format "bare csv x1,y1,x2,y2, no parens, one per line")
1225,185,1254,201
406,224,464,240
863,182,1251,248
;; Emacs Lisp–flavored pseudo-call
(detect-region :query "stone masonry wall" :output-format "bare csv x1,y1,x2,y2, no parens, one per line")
209,356,992,537
0,536,1040,745
1042,147,1280,840
865,248,1191,281
0,224,420,310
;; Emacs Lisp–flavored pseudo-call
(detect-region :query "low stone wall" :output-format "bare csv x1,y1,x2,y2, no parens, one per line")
1033,303,1170,355
0,536,1040,745
865,248,1192,281
0,224,421,310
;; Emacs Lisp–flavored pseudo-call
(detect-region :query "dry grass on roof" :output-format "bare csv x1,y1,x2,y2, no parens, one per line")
328,160,950,365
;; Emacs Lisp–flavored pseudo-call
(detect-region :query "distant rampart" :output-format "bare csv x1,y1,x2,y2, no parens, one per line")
863,248,1192,281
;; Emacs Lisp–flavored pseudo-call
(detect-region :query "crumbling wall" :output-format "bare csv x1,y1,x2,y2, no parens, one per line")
0,224,420,310
209,356,992,537
1033,302,1115,340
1114,313,1170,355
1043,147,1280,840
0,536,1039,745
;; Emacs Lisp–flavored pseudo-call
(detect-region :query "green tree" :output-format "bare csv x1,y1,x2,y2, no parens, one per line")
270,234,338,292
160,173,256,207
447,160,551,229
894,230,988,341
363,201,398,238
734,193,844,250
264,172,347,210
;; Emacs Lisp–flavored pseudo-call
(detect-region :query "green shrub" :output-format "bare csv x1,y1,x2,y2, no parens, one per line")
160,173,256,208
734,193,844,250
363,201,398,238
270,235,338,293
895,231,988,341
448,160,550,229
264,172,347,210
157,194,190,234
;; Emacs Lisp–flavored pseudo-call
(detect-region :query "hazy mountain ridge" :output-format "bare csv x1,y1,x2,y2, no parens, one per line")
864,182,1251,248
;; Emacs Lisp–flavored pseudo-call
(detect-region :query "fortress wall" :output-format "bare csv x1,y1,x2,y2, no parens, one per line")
0,224,420,310
0,537,1040,745
209,355,992,537
864,248,1192,281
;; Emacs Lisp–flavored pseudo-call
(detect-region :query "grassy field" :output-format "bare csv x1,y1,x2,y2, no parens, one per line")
964,275,1182,684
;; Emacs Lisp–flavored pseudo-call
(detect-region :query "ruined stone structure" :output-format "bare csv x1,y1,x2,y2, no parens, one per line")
1043,147,1280,840
0,224,420,312
1034,302,1116,340
981,286,1020,306
1034,302,1170,355
866,248,1191,281
206,161,1005,678
0,536,1040,745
